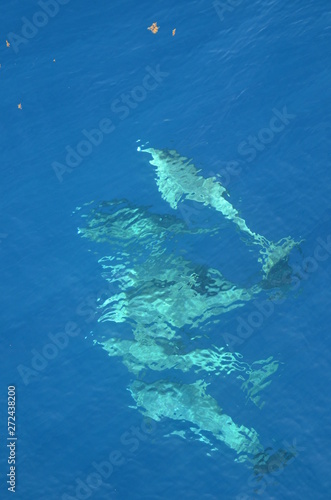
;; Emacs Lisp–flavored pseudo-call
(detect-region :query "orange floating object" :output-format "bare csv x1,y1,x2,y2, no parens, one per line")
18,103,22,109
147,22,159,34
172,29,176,36
6,40,10,47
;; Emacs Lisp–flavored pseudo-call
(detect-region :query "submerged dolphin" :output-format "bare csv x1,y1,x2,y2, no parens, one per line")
138,146,301,279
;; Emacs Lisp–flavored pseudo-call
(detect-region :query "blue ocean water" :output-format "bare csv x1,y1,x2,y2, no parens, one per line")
1,1,331,499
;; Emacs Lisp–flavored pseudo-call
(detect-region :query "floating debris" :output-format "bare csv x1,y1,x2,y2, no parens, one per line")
147,22,159,34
